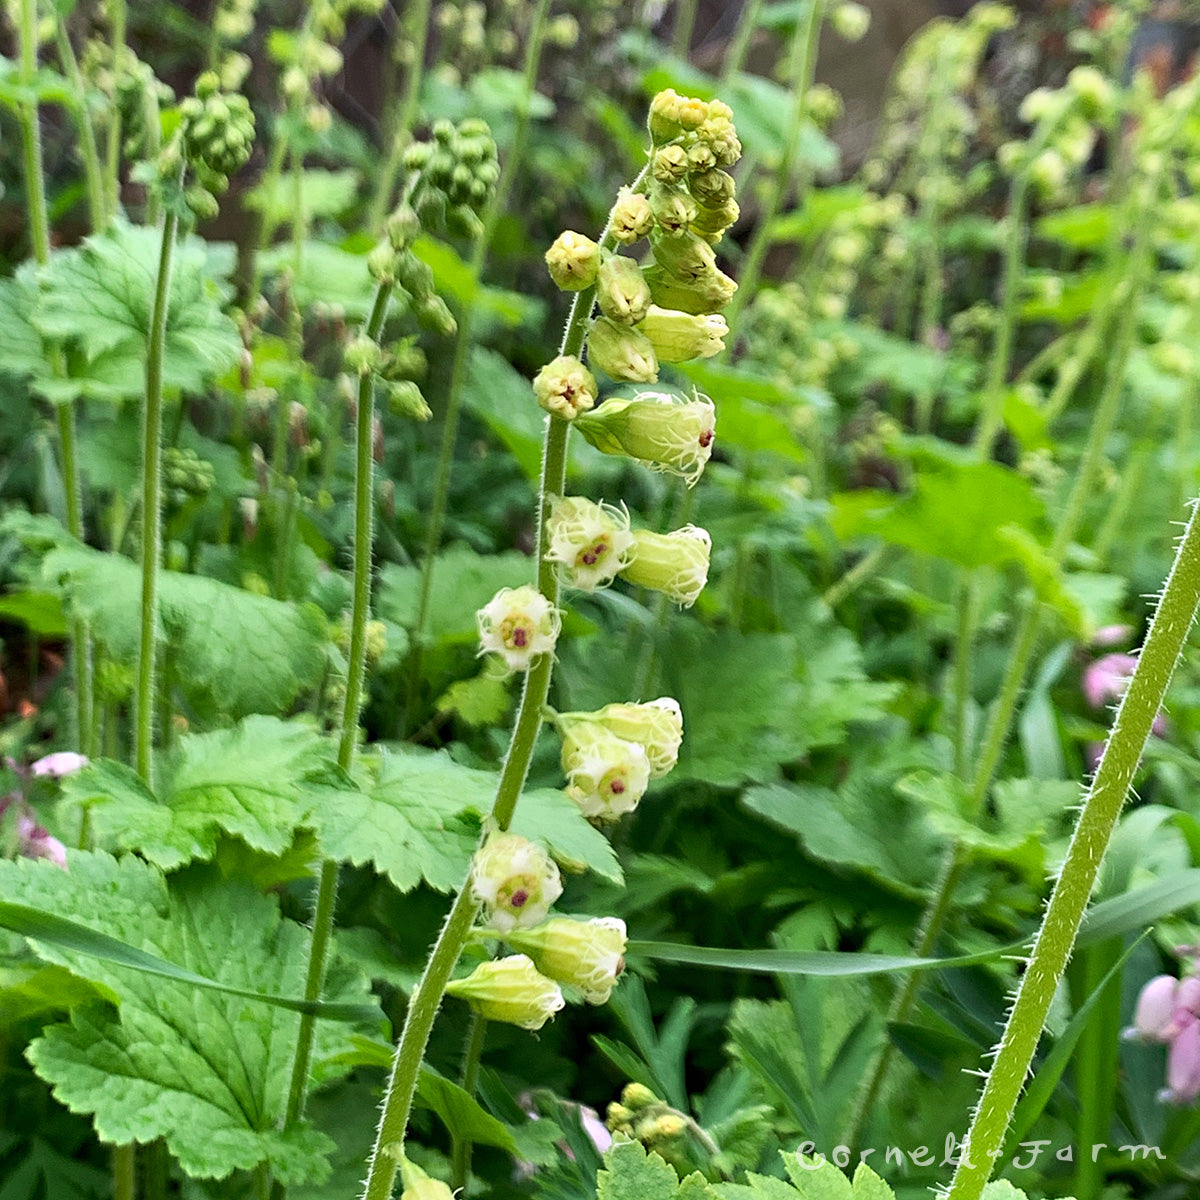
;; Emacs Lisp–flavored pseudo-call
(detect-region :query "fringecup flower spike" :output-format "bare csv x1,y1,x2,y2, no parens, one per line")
471,832,563,933
445,954,565,1030
544,496,636,591
477,585,561,671
586,316,659,383
506,917,628,1004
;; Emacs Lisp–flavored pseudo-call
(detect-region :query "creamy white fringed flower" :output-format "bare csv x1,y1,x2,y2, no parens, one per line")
445,954,565,1030
619,525,711,608
574,391,715,486
507,917,628,1004
544,496,636,591
558,698,682,779
561,725,652,821
471,832,562,933
476,585,561,671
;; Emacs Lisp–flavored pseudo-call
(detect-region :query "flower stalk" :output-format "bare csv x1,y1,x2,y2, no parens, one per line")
941,493,1200,1200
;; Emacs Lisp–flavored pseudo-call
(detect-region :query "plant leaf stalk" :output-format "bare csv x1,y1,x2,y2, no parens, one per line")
359,162,648,1200
16,0,95,757
367,0,435,233
53,21,106,234
941,493,1200,1200
450,1012,489,1190
135,194,181,785
405,0,552,727
268,280,395,1200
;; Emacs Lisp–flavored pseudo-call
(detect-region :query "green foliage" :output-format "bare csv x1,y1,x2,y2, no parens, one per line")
30,535,327,720
0,854,377,1183
59,716,346,869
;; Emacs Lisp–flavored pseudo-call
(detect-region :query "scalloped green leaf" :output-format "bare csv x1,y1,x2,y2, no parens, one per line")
58,717,346,870
0,853,377,1184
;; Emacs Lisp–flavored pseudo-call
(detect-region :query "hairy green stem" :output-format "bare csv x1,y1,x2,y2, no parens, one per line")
672,0,698,57
360,147,642,1190
845,186,1156,1151
54,21,106,233
368,0,435,233
112,1144,135,1200
450,1013,489,1191
270,282,394,1200
821,542,889,610
104,0,126,221
725,0,821,335
18,1,96,757
135,203,179,786
719,0,762,87
943,495,1200,1199
406,0,552,729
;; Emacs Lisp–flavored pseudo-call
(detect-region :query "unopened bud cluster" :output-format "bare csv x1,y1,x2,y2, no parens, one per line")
400,117,499,239
606,1082,710,1177
178,71,255,197
544,88,741,387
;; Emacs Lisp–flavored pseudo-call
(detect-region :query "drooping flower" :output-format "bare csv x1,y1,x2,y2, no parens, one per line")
545,230,602,290
471,833,562,933
638,306,727,362
506,916,627,1005
1127,967,1200,1104
558,698,683,779
544,496,636,592
619,526,712,608
30,752,89,778
533,355,597,421
561,725,652,821
586,316,659,383
445,954,565,1030
573,391,715,486
477,585,561,671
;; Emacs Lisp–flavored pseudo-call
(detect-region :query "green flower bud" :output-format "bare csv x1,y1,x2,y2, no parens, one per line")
689,168,736,206
385,379,432,421
652,230,717,282
561,725,651,821
471,832,563,933
638,305,727,362
1067,65,1113,119
545,495,636,591
545,229,602,290
558,697,683,778
414,294,456,336
597,254,652,325
344,335,384,376
445,955,564,1030
609,187,654,244
396,251,435,299
697,114,741,166
533,355,597,420
400,1175,454,1200
619,525,711,608
477,585,560,672
622,1083,660,1112
574,390,715,484
686,141,718,173
586,316,658,382
652,144,690,184
648,88,686,143
831,1,870,42
690,197,740,239
643,261,737,314
649,186,698,236
367,241,401,283
505,917,627,1004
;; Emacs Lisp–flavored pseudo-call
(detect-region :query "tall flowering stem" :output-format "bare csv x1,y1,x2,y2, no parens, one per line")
269,281,395,1200
942,496,1200,1200
359,156,655,1200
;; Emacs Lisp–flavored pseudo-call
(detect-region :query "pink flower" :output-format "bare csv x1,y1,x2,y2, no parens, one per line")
1091,624,1133,648
1083,653,1138,709
1164,1016,1200,1104
14,812,67,869
1130,975,1182,1042
30,751,88,779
